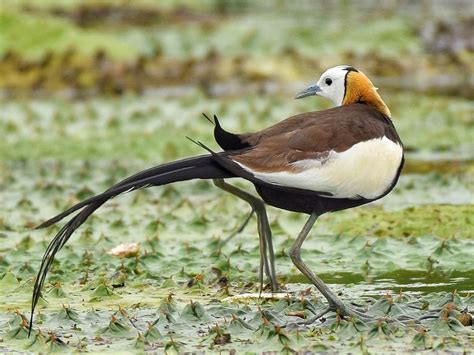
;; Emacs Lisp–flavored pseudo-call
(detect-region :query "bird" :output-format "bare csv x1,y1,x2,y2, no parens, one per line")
29,65,404,332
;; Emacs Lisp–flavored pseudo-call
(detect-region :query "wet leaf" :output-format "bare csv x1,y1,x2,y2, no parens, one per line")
143,322,162,342
0,271,20,289
180,301,208,321
412,328,433,349
99,316,131,336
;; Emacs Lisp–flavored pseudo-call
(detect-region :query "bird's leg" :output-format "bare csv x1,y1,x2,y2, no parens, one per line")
221,209,255,245
213,179,279,292
288,212,370,324
213,180,271,291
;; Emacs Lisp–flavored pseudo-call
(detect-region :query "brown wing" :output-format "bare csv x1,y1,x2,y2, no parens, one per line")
230,104,391,173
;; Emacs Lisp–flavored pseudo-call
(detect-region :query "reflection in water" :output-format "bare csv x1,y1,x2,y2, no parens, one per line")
288,270,473,294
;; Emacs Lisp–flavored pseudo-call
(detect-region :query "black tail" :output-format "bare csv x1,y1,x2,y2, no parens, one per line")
202,113,249,151
29,154,233,335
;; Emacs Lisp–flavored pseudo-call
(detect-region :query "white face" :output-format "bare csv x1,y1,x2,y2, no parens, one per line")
315,66,351,106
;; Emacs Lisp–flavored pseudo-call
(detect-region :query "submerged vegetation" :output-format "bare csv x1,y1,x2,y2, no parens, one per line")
0,0,473,352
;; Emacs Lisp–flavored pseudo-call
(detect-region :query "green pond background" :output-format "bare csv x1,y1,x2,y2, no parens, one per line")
0,0,473,352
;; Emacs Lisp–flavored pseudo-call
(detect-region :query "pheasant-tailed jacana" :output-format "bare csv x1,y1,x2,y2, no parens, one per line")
30,65,403,331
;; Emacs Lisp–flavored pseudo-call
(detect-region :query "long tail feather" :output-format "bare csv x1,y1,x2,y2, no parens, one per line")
29,155,232,335
36,155,216,229
202,112,215,125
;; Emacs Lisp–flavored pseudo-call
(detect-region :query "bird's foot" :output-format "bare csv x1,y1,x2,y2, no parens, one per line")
260,281,284,294
333,301,373,321
284,301,372,329
285,307,331,328
257,276,281,296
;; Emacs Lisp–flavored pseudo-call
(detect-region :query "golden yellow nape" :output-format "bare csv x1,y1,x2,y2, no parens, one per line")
343,71,391,117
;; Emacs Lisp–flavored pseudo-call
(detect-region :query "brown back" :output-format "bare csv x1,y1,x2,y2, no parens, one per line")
231,103,401,172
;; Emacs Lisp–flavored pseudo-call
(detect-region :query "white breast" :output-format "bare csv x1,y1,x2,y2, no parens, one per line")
240,136,403,199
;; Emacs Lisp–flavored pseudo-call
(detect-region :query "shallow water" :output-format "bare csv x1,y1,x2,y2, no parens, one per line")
314,270,474,294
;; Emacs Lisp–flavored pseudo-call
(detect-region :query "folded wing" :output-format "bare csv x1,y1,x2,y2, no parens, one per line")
228,104,403,199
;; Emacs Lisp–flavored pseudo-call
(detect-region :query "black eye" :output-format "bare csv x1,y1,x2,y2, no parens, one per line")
325,78,333,86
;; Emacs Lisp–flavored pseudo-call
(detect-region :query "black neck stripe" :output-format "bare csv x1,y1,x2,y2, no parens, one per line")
342,66,359,102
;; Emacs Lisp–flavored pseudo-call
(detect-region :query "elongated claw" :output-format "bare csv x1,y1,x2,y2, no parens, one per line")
284,307,331,329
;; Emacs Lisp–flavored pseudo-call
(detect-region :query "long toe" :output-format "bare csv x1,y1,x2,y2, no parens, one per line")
329,302,373,322
286,302,375,328
284,307,331,329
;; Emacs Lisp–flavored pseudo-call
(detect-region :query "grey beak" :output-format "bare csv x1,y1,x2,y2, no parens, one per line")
295,84,321,99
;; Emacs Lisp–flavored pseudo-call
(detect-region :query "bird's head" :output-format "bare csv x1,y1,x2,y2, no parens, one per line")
295,65,391,117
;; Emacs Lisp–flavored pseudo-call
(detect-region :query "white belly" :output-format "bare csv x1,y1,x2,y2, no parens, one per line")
243,136,403,199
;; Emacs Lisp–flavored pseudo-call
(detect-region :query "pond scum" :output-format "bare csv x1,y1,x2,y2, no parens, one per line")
0,0,473,353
